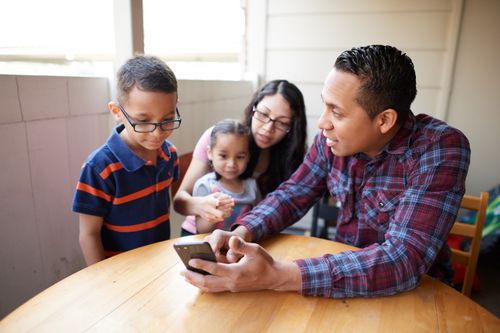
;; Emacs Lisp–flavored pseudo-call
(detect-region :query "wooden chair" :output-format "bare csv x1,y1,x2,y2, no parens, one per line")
449,192,489,297
310,194,339,239
171,152,193,198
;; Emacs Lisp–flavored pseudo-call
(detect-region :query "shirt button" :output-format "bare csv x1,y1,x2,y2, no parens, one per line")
378,202,385,208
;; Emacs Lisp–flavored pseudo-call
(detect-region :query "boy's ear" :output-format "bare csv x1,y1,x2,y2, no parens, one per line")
377,108,398,134
108,102,122,122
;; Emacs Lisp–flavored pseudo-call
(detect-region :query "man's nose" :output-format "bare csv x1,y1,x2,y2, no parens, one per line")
318,109,333,130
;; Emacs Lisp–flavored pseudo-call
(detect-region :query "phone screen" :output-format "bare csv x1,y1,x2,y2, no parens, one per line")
173,241,217,275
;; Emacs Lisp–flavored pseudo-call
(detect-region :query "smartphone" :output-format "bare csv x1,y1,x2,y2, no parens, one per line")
173,241,217,275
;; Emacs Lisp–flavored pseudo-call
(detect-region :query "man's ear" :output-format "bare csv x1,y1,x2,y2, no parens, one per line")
377,109,398,134
108,102,122,123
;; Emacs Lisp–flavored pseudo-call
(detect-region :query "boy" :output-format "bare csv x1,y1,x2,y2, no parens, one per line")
73,55,181,266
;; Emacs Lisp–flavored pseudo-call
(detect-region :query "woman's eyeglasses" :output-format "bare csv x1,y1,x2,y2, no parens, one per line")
252,106,291,133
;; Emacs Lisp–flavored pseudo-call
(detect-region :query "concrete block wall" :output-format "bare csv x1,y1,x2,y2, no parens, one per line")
0,74,111,318
0,74,253,318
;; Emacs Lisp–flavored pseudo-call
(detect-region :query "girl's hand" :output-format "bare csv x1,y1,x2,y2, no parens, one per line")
195,192,234,223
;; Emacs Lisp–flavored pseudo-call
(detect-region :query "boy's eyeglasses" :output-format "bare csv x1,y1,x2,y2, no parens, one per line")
118,105,182,133
252,106,291,133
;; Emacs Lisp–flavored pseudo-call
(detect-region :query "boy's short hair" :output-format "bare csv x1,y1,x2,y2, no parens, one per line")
117,55,177,103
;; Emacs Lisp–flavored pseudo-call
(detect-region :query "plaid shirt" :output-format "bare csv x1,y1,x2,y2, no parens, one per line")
235,113,470,298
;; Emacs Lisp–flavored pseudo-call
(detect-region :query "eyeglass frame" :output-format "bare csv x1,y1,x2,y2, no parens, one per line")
252,106,292,133
118,104,182,133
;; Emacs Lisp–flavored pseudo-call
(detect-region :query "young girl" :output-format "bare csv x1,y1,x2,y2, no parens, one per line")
181,119,259,234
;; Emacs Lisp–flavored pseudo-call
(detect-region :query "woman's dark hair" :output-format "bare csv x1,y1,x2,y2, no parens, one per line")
334,45,417,125
209,119,252,180
116,55,177,104
243,80,307,195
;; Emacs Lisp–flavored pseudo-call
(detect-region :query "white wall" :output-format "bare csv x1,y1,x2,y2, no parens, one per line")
0,75,253,318
246,0,499,196
0,75,111,318
446,0,500,195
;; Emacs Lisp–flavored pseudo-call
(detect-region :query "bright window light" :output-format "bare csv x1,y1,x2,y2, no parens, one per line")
0,0,245,80
0,0,114,77
143,0,245,80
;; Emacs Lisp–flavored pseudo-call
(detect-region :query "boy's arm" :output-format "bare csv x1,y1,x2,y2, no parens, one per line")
78,213,105,266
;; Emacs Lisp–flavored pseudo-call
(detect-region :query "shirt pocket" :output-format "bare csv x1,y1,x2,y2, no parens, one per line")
329,186,352,222
363,190,400,233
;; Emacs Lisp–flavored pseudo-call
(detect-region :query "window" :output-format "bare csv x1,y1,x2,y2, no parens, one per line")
0,0,245,80
143,0,245,80
0,0,114,77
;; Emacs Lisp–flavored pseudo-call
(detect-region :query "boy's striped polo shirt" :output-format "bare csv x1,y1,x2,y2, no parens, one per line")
72,124,179,256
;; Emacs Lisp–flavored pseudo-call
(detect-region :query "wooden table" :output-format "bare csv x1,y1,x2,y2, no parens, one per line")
1,234,499,332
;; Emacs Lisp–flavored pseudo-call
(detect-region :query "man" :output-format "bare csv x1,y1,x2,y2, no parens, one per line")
181,45,470,298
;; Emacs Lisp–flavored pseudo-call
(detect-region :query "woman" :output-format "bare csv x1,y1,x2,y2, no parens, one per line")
174,80,308,234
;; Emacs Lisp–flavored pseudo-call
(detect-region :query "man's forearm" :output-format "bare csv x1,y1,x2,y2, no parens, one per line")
272,261,302,292
233,225,253,242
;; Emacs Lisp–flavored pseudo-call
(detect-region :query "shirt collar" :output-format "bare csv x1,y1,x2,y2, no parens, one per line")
107,124,172,172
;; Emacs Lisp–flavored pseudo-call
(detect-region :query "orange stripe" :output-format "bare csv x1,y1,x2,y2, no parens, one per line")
104,213,169,232
100,162,124,180
76,182,113,202
112,178,173,205
158,148,169,161
168,146,176,152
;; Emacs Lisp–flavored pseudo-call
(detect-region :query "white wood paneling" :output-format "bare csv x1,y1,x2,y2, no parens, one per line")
267,12,449,50
412,88,440,117
447,0,500,195
268,49,445,87
0,75,22,124
268,0,452,14
296,83,324,116
266,50,340,84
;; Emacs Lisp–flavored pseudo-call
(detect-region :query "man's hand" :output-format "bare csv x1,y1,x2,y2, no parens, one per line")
180,236,302,293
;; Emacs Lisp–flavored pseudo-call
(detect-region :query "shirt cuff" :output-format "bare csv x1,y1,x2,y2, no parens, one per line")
294,257,334,298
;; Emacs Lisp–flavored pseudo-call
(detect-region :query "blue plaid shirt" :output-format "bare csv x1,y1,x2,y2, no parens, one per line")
235,113,470,298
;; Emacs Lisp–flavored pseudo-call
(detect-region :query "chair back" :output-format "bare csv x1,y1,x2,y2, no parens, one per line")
171,152,193,198
310,194,339,239
449,192,489,296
